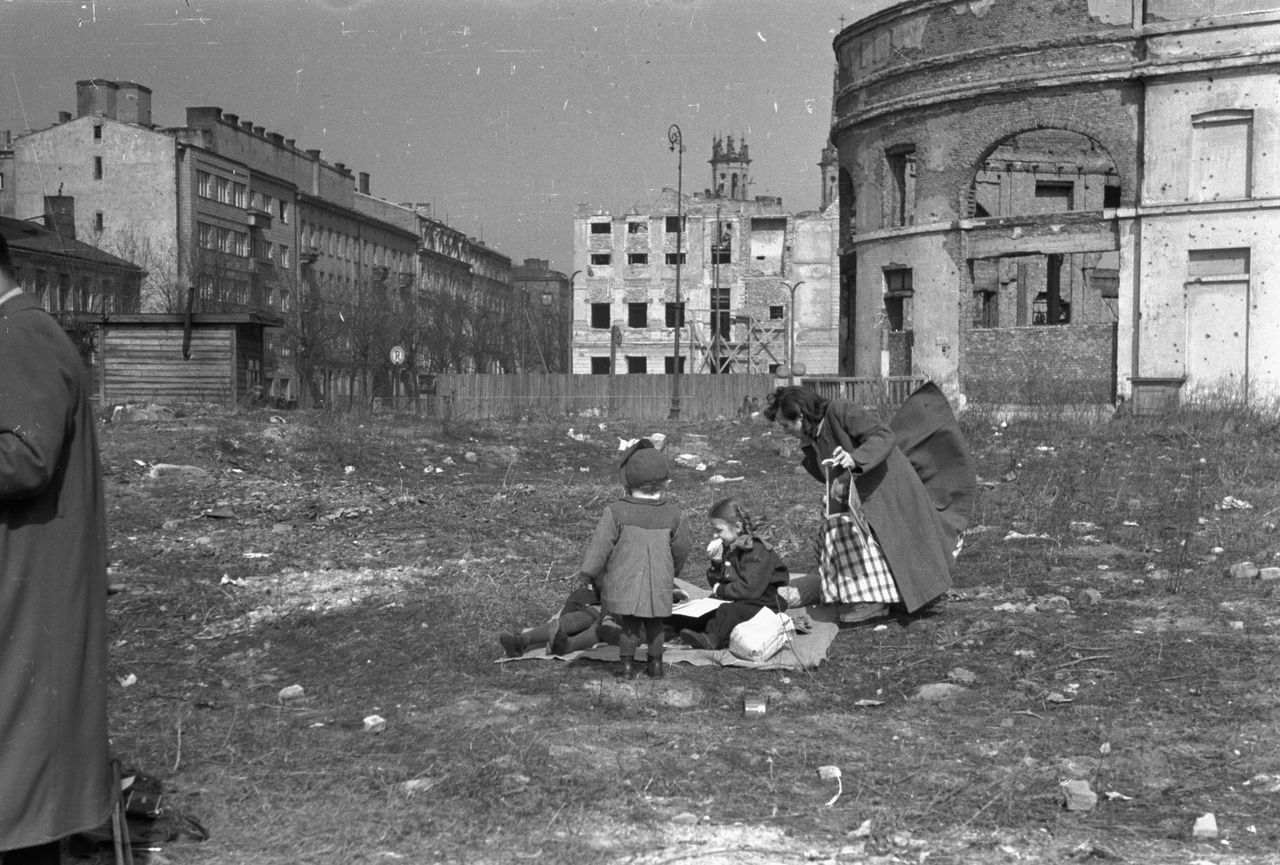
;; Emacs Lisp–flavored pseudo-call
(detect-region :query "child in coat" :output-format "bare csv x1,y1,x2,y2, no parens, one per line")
497,582,619,657
578,441,691,679
680,497,791,651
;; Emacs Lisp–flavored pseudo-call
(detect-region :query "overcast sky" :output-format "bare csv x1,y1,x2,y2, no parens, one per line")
1,0,896,272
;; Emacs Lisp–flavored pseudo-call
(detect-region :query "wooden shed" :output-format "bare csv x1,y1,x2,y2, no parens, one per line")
98,312,284,406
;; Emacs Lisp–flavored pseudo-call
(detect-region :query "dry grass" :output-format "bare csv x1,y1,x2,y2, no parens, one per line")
94,402,1280,864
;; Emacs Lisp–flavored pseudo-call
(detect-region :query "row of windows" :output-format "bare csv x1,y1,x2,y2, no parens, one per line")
10,266,133,314
590,216,687,235
196,171,249,208
198,222,250,257
300,223,409,271
590,252,689,266
587,301,787,329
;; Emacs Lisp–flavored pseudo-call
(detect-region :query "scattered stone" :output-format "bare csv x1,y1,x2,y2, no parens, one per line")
363,714,387,733
1259,567,1280,581
947,667,978,684
1076,588,1103,606
1229,561,1260,580
1002,471,1018,483
1192,812,1218,839
1228,621,1244,631
161,519,182,531
1061,779,1097,812
278,684,305,702
912,683,967,702
111,403,177,423
1069,521,1098,532
398,778,436,796
464,451,478,463
1217,496,1253,510
706,475,744,484
1035,595,1072,612
671,812,699,826
147,464,209,481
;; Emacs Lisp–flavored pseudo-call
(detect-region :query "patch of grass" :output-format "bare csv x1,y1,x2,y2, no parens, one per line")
96,405,1280,863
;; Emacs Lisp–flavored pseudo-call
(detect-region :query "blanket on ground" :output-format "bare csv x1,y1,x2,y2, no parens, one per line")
497,576,838,671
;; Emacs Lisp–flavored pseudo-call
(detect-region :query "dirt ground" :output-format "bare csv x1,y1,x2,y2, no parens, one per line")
90,404,1280,864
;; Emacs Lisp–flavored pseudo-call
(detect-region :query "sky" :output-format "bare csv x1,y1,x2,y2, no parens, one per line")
1,0,897,274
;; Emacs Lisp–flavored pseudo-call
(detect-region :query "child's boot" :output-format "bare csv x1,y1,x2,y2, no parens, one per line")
645,656,664,679
615,656,640,679
499,632,528,658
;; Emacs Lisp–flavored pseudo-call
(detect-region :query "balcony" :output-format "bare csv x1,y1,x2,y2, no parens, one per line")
246,208,273,230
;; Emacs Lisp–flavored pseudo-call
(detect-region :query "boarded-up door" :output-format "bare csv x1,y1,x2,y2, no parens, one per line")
1185,281,1248,394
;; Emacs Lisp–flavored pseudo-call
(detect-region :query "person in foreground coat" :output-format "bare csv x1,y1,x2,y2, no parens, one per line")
0,235,112,865
764,382,976,617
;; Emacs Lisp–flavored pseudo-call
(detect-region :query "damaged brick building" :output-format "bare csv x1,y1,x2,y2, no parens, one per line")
833,0,1280,405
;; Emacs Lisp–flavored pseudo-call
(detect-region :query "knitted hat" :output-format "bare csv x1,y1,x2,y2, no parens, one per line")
621,447,669,488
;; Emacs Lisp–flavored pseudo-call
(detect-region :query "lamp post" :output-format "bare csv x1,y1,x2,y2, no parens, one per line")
668,123,685,420
780,280,805,382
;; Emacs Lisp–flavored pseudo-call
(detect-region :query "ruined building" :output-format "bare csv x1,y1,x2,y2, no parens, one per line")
833,0,1280,405
571,135,841,376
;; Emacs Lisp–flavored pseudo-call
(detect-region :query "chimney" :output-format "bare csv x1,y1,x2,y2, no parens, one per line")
358,171,370,195
285,138,296,148
240,120,254,133
334,162,346,174
307,149,321,195
268,132,284,145
115,82,152,125
43,196,76,240
186,106,222,127
222,112,239,126
57,111,72,124
252,125,265,137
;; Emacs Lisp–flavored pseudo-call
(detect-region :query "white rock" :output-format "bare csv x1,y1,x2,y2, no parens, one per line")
363,714,387,733
1061,779,1097,811
278,684,305,702
1192,812,1218,839
1228,561,1259,580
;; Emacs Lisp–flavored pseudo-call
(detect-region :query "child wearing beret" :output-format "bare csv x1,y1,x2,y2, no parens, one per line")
576,441,691,679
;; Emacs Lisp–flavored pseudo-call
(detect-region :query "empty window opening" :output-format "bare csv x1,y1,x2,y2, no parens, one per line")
94,211,104,232
627,302,648,327
664,252,686,265
590,221,611,234
969,130,1117,218
709,287,731,341
93,156,103,180
625,356,647,374
590,253,611,266
590,357,611,375
590,302,611,329
665,216,684,233
627,221,648,234
627,253,648,266
93,124,102,140
664,355,687,374
665,302,685,328
769,305,785,320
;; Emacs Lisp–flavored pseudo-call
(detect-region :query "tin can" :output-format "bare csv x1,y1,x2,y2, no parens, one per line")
743,695,767,718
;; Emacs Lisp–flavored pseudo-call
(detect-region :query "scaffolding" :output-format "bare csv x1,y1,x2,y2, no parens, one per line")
685,307,787,374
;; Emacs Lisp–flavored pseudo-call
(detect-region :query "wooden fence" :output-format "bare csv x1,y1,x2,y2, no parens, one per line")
371,374,929,422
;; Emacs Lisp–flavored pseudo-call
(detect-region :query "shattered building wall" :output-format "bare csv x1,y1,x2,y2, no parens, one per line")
833,0,1280,405
570,137,840,377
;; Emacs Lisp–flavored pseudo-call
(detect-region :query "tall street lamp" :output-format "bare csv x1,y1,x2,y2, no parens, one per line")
780,280,805,382
668,124,685,420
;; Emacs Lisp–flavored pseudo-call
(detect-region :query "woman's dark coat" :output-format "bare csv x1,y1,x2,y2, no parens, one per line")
799,382,976,612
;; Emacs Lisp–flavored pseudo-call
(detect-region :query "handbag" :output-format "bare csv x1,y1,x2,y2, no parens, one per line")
818,463,897,604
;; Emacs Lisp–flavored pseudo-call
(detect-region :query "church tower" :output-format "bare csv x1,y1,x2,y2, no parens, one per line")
819,140,839,210
709,133,751,200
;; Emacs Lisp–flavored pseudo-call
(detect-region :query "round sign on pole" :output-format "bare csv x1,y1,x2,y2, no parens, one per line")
389,345,405,365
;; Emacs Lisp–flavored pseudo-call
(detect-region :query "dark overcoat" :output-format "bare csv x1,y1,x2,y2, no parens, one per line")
0,292,111,849
800,383,975,612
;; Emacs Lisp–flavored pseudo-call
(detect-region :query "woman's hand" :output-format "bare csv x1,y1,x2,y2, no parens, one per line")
828,446,855,469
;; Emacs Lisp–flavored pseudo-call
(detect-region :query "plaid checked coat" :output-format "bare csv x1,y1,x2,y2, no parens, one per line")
800,383,976,612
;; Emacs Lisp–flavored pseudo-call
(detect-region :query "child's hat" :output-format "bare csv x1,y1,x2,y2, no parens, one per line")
621,446,669,488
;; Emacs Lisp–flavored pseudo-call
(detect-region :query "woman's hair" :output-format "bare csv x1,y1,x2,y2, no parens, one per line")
762,386,828,437
708,497,757,536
